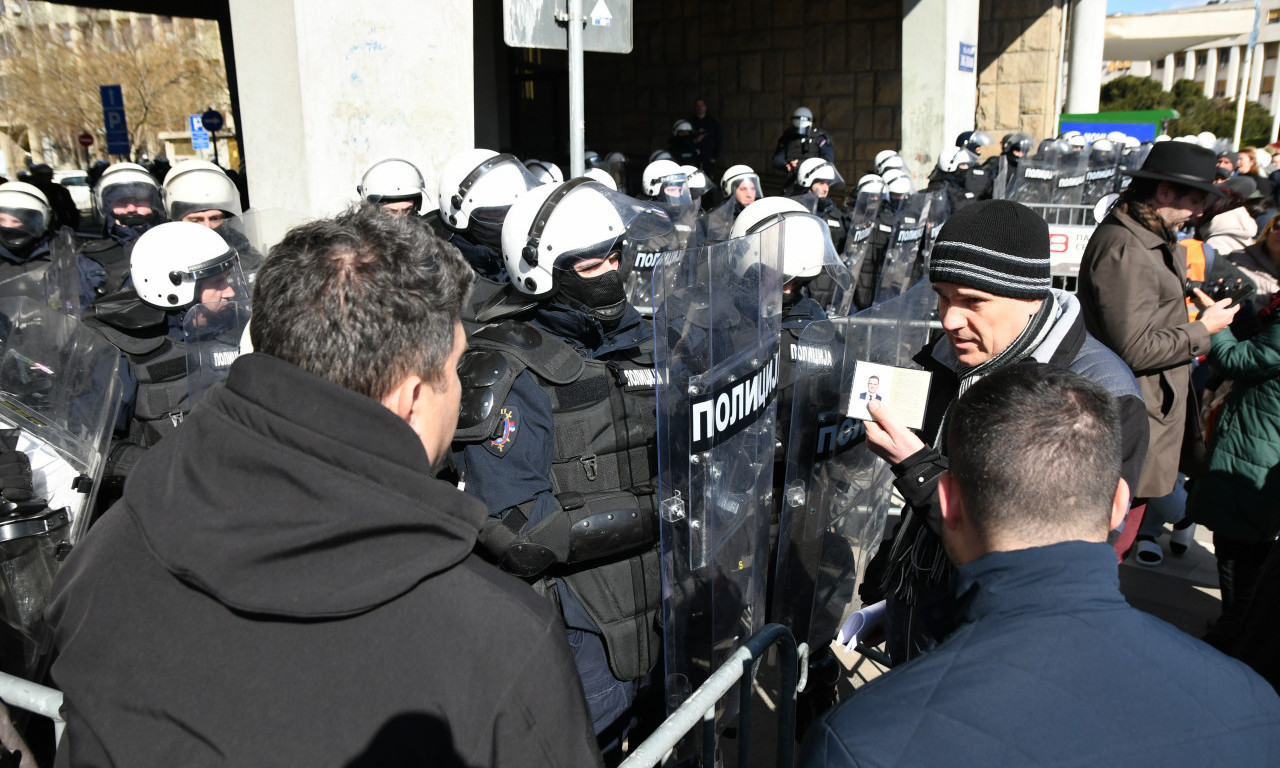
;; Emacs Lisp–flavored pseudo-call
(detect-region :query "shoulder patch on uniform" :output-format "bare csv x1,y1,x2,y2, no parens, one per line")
484,405,520,456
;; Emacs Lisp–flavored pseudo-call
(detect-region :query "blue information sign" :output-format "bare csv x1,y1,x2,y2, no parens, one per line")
99,85,130,156
959,42,976,73
1057,120,1158,143
189,114,210,150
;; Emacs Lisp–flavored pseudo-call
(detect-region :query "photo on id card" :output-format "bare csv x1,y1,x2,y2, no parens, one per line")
845,361,931,429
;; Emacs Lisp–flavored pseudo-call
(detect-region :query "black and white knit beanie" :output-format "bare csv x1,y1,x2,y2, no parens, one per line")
928,199,1051,299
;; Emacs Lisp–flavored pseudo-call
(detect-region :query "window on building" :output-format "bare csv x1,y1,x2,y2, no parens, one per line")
1263,75,1275,94
1269,8,1280,23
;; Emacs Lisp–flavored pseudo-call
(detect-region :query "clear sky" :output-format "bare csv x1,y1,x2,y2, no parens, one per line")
1107,0,1217,14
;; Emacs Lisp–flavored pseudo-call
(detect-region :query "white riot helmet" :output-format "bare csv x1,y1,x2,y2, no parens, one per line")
681,165,710,202
649,149,674,163
437,149,541,231
883,168,913,196
730,198,845,295
584,149,602,167
672,120,693,137
856,174,886,197
0,182,51,253
501,179,671,298
792,106,814,133
643,159,685,197
796,157,843,189
582,167,618,190
938,147,979,174
1154,134,1171,143
1196,131,1218,149
721,164,760,198
95,162,165,230
163,159,243,222
875,151,906,175
356,158,427,212
525,159,564,185
130,221,246,310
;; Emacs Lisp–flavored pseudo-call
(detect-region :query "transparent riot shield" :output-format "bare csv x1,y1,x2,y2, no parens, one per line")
184,299,251,410
0,296,120,680
698,198,738,244
45,227,81,318
842,189,883,282
874,192,933,305
1010,155,1059,207
990,155,1009,200
654,221,784,732
916,189,950,275
622,190,699,316
771,280,936,657
1050,151,1087,209
1083,147,1121,206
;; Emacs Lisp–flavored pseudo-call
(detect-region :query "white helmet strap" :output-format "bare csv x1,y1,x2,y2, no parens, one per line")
522,177,592,267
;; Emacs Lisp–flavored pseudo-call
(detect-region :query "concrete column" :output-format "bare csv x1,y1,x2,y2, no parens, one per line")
1184,49,1196,83
900,0,980,185
1203,47,1218,97
1226,45,1242,99
1065,0,1105,114
1249,43,1265,101
227,0,474,250
1163,53,1177,90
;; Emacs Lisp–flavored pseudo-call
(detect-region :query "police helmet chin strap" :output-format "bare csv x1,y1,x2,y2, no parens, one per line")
521,177,595,267
450,153,520,226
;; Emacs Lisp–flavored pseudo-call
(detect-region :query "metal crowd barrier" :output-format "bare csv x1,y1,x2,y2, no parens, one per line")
1021,202,1095,227
0,671,63,745
621,623,802,768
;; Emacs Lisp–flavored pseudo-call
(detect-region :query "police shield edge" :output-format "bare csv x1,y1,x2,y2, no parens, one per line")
0,296,120,679
653,220,784,728
184,299,250,410
46,227,82,318
842,188,883,285
771,280,936,654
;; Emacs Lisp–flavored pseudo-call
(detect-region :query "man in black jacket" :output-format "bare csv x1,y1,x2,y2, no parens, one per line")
47,205,602,767
802,365,1280,767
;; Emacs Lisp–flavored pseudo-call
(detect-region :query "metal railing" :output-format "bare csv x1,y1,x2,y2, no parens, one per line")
0,671,64,745
621,624,801,768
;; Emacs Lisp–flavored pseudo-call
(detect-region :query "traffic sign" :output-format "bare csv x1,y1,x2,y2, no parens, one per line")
503,0,632,53
189,114,211,150
200,109,224,133
77,132,94,148
99,85,130,156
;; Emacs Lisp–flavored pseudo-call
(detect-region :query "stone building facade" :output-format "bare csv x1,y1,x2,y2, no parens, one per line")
976,0,1065,147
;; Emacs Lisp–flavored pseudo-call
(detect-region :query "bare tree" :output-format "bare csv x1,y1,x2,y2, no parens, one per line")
0,5,230,167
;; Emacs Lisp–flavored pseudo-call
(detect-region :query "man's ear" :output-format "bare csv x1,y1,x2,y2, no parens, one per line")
380,375,423,423
1110,478,1131,532
938,470,964,532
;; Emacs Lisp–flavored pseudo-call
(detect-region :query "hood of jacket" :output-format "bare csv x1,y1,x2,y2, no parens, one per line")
122,352,486,618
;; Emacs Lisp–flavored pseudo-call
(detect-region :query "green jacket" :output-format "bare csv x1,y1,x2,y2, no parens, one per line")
1188,322,1280,541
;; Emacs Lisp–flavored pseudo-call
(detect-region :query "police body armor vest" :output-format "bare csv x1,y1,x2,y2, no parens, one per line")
79,238,134,298
84,295,188,448
455,320,661,681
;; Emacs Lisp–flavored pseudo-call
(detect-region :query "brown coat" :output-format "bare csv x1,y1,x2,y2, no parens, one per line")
1078,208,1210,498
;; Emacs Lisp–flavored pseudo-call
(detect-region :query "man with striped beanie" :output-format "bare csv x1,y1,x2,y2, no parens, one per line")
859,199,1150,665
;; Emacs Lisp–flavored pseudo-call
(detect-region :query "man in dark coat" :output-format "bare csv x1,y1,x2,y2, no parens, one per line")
802,365,1280,767
47,205,602,767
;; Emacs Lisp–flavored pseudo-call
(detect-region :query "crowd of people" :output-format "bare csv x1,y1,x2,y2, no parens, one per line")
0,102,1278,765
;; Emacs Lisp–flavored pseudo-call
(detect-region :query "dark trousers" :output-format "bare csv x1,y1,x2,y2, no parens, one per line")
1204,533,1275,650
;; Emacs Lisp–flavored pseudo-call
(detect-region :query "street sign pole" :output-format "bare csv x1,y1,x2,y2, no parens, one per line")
567,0,585,179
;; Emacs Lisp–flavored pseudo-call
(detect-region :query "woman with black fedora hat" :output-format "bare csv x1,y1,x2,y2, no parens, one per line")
1077,140,1241,562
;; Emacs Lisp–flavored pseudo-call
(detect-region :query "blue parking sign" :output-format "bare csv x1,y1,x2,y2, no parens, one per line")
959,43,976,73
100,85,130,156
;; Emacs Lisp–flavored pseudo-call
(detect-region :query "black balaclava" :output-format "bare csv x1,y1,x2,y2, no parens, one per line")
557,268,628,329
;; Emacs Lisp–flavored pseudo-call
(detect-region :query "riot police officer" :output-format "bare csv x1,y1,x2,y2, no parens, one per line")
433,149,543,316
453,178,670,753
85,221,247,505
984,132,1033,196
791,157,849,251
621,160,697,315
700,164,761,243
772,106,836,195
27,164,79,232
0,182,56,283
79,162,168,307
667,119,699,166
165,159,265,286
927,146,986,215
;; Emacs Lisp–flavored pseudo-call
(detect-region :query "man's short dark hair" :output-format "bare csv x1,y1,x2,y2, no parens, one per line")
868,375,879,383
251,203,474,402
945,363,1121,542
